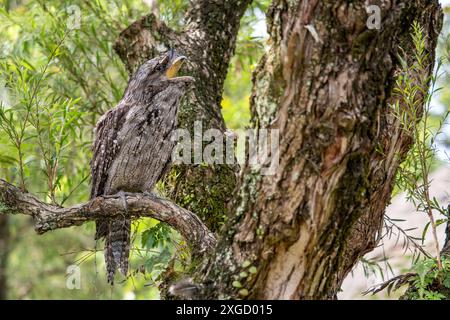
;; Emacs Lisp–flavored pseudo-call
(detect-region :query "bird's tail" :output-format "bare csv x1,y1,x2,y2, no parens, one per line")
97,219,131,285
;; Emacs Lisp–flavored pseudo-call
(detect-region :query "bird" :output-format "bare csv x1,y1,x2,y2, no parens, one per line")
90,49,194,284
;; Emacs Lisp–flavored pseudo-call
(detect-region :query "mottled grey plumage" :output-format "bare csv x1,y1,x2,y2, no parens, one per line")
90,50,194,284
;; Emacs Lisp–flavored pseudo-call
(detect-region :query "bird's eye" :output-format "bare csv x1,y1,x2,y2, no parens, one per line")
160,54,170,66
155,64,164,72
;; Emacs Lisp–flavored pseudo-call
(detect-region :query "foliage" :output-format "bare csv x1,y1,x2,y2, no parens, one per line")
1,0,449,301
0,0,267,299
393,21,448,270
364,22,450,300
0,0,153,299
404,257,450,300
221,1,268,129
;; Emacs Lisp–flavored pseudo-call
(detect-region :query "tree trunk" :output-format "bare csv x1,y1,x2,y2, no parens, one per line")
113,0,252,232
0,0,443,300
194,0,443,299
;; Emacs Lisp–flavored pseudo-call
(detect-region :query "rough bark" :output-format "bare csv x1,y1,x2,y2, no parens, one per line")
0,179,215,255
194,0,443,300
335,0,443,295
0,0,444,300
113,0,252,232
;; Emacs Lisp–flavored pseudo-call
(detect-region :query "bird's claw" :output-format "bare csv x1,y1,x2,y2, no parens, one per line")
143,191,157,199
117,190,130,212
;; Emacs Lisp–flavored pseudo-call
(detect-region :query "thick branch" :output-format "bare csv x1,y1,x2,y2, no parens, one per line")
195,0,443,300
336,0,443,292
112,1,252,233
0,180,216,255
114,14,178,74
114,0,252,130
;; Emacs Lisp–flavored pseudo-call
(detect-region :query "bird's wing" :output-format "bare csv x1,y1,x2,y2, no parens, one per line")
90,101,130,199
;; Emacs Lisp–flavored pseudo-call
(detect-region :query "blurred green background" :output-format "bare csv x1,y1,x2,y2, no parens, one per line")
1,0,450,300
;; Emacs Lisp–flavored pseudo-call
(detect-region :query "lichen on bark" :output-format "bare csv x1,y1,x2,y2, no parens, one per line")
194,0,444,300
113,0,253,232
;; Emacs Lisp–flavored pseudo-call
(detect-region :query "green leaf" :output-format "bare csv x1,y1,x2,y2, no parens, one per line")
141,223,171,249
421,221,431,244
443,274,450,289
414,259,435,286
20,59,36,72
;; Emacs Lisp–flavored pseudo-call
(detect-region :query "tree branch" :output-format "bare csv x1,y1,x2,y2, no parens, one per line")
0,179,216,255
113,13,179,74
194,0,443,300
111,1,252,234
337,0,443,292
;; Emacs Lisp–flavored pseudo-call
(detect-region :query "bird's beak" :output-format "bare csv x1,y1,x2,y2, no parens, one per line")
165,55,187,79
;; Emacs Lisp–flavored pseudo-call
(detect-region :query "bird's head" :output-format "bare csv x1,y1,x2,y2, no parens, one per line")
127,49,194,95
